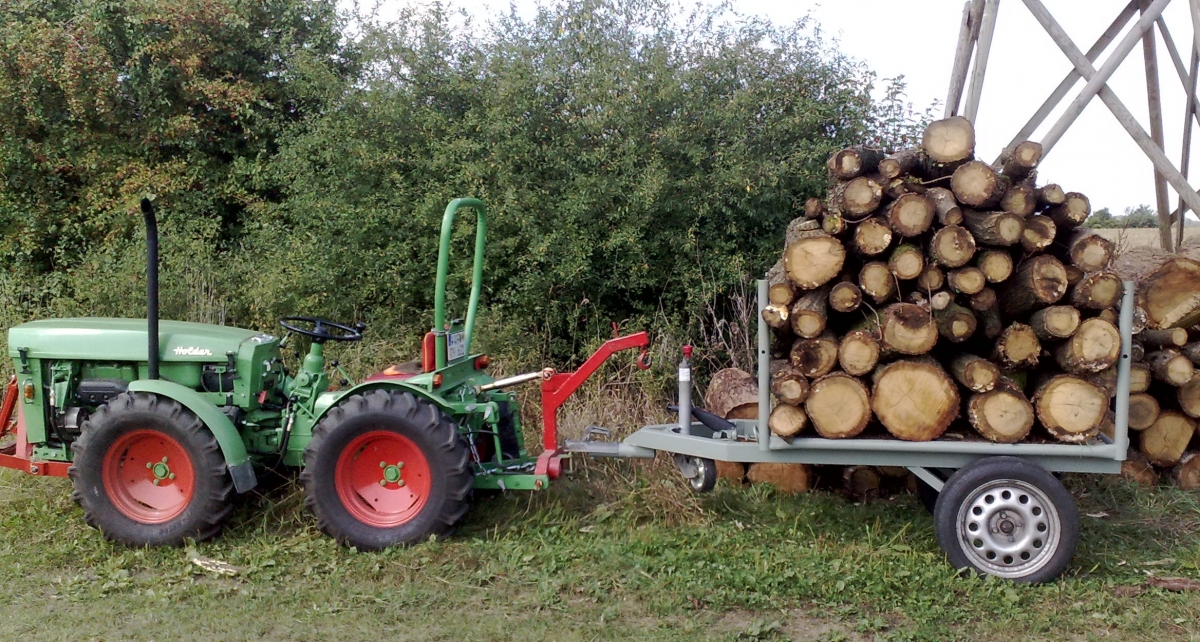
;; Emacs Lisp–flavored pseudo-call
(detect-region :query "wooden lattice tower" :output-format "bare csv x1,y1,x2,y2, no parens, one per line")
945,0,1200,251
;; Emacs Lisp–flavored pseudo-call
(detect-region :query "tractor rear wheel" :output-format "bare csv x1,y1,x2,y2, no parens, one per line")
69,392,234,546
301,390,473,550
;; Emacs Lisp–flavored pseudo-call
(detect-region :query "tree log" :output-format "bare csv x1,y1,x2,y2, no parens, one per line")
962,210,1023,246
978,303,1004,339
1060,230,1114,272
1036,183,1066,209
829,176,883,221
879,148,923,179
768,403,808,438
1173,452,1200,490
1121,451,1159,487
789,285,830,339
828,280,862,313
789,332,839,378
785,217,823,246
706,369,759,419
784,234,846,290
950,353,1000,392
1130,340,1145,363
1070,271,1122,310
996,140,1043,182
853,217,893,256
1034,375,1108,443
1142,328,1188,349
842,466,883,500
1141,411,1197,467
747,463,812,493
886,193,935,237
934,302,977,343
1029,305,1081,340
999,183,1037,217
1019,214,1057,252
804,197,826,219
805,373,871,439
998,255,1068,317
822,213,846,236
929,225,976,268
827,146,885,180
1137,257,1200,330
1147,349,1195,386
1183,342,1200,366
838,329,880,377
969,287,997,312
1046,192,1090,229
976,250,1013,284
1053,317,1120,374
1180,376,1200,419
951,161,1008,208
767,259,795,306
968,378,1035,443
1130,362,1152,393
925,187,964,226
948,267,986,295
993,322,1041,370
916,265,945,291
1128,393,1161,431
922,116,975,166
761,303,789,329
888,243,925,280
859,261,896,304
771,366,810,405
871,359,959,441
1064,264,1085,287
869,303,939,356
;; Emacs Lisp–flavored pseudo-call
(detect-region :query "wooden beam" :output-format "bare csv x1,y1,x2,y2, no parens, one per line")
1039,0,1171,154
964,0,1001,123
946,1,983,117
1177,46,1197,248
1022,0,1200,222
1004,1,1137,153
1141,0,1174,251
1155,17,1200,128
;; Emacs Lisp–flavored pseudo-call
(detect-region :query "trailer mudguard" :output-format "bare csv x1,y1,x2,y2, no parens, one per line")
127,379,257,493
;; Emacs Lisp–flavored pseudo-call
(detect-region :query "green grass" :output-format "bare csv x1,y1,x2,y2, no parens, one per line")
1,463,1198,642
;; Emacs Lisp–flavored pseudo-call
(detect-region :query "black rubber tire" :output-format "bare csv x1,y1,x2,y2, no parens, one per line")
933,456,1079,584
301,390,473,550
69,392,234,546
688,457,718,493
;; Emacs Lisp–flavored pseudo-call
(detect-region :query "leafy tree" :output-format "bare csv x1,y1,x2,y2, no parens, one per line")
1084,204,1159,228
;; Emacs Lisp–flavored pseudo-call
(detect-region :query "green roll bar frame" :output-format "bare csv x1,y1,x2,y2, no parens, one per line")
433,198,488,369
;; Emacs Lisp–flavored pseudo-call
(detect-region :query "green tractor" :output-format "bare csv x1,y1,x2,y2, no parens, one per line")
0,198,649,549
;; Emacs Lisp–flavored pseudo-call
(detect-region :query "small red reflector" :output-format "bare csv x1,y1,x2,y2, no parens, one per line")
474,355,490,370
257,391,269,404
432,374,444,388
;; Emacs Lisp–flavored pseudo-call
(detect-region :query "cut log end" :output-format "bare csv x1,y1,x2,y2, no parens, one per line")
746,462,812,493
968,379,1035,443
1141,411,1198,467
993,322,1041,370
838,330,881,377
951,353,1000,392
784,235,847,290
922,116,975,164
1029,305,1081,340
768,403,808,438
930,225,976,268
871,360,959,442
1034,375,1108,443
1054,317,1120,374
829,281,862,313
806,373,872,438
706,369,759,420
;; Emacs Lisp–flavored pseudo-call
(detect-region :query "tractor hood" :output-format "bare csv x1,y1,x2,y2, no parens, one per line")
7,318,275,362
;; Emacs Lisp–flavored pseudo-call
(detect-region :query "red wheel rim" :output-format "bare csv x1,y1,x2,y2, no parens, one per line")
101,430,195,524
335,430,431,528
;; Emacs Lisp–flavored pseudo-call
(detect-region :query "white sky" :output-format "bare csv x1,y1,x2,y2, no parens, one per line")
360,0,1200,217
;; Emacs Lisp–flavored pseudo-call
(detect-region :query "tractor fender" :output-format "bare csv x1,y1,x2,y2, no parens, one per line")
314,380,453,426
126,379,257,494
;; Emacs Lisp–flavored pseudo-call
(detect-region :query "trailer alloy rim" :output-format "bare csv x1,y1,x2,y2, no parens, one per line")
101,429,195,524
335,430,431,527
956,479,1060,578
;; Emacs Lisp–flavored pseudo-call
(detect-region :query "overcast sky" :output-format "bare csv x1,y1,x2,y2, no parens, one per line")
361,0,1200,217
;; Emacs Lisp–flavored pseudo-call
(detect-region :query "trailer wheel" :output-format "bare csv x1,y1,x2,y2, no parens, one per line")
934,457,1078,583
674,455,717,493
302,390,473,550
69,392,233,546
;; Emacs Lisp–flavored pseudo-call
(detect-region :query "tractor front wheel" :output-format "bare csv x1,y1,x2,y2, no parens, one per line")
301,390,473,550
69,392,234,546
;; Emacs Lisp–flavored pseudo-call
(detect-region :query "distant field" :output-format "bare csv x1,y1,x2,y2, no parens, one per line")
1092,227,1200,250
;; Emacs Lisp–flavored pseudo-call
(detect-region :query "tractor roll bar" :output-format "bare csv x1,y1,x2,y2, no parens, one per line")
434,198,487,368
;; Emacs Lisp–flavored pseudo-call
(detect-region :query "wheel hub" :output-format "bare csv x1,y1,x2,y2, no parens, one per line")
958,479,1060,578
102,430,195,524
335,431,430,527
380,461,405,486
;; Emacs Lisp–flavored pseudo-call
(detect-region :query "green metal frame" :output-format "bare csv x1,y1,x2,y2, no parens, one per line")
434,198,487,368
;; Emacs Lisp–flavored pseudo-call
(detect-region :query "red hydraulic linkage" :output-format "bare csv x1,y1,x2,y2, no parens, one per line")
0,376,70,477
535,329,650,480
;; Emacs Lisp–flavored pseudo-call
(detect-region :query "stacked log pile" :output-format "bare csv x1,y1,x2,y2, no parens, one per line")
721,116,1200,493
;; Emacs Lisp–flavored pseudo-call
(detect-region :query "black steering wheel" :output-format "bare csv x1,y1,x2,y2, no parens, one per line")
279,316,365,343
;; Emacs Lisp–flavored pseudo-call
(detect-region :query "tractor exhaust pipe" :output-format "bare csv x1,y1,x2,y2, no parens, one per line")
141,198,159,380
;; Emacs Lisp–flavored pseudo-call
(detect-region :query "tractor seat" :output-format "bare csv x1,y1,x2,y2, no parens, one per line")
364,359,423,382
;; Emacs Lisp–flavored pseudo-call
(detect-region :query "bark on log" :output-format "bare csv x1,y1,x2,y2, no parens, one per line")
1046,192,1090,229
785,217,823,246
948,267,987,295
1070,271,1122,310
950,353,1000,392
922,116,975,166
886,193,935,237
976,250,1014,283
929,225,976,268
829,176,883,221
804,197,827,219
1142,328,1189,349
1036,183,1067,209
871,359,959,441
838,329,880,377
969,287,997,312
1034,375,1108,443
842,466,883,500
1029,305,1081,340
771,366,810,405
1053,317,1121,374
1147,349,1195,386
1020,215,1057,252
1141,411,1197,467
784,234,847,290
1137,257,1200,330
1064,264,1084,287
934,302,978,343
1121,451,1159,487
888,243,925,280
746,463,812,493
993,322,1042,370
962,210,1024,246
1173,452,1200,490
789,332,840,378
1183,342,1200,367
767,260,795,306
998,255,1068,317
768,403,808,438
1000,183,1037,217
789,285,830,339
968,378,1035,443
879,148,923,180
859,261,896,304
853,217,894,256
1128,392,1161,431
828,280,862,313
917,266,946,291
805,373,871,438
1061,230,1114,272
997,140,1043,182
827,146,886,180
926,187,964,226
978,302,1004,339
1087,367,1120,397
706,369,760,420
1130,340,1145,363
